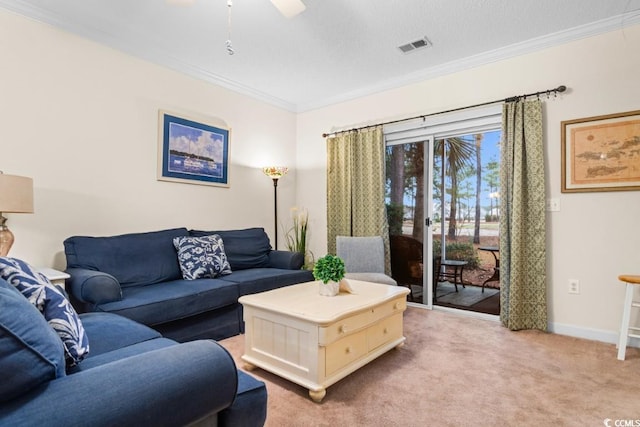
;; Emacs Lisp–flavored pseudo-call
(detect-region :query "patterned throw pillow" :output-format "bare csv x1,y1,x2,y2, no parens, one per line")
173,234,232,280
0,257,90,366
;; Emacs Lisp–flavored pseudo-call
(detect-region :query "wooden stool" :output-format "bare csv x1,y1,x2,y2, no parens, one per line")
617,274,640,360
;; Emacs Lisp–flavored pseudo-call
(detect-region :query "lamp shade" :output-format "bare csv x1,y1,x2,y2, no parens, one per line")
263,166,289,179
0,173,34,213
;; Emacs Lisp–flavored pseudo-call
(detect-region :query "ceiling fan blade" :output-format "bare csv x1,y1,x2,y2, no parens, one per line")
270,0,306,18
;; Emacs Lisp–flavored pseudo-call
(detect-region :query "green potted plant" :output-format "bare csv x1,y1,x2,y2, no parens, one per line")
312,254,345,296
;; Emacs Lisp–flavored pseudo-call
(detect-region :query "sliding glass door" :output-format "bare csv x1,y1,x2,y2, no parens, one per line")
385,137,434,308
432,132,501,314
384,105,502,314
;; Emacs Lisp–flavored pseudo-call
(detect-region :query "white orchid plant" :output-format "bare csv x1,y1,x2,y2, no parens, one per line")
284,207,313,269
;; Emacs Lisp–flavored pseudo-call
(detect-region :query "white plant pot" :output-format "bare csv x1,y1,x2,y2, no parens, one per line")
319,280,340,297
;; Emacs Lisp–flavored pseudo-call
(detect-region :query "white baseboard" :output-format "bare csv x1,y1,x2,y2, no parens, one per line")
412,302,640,349
548,321,640,348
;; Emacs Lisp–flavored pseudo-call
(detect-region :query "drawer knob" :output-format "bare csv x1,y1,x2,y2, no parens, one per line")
345,346,352,354
383,327,388,334
339,324,348,334
394,302,401,310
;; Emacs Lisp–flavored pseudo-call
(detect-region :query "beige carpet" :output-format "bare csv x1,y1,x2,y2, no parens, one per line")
219,308,640,426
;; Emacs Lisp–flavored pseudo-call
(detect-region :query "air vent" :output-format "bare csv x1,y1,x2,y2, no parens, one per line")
398,37,432,54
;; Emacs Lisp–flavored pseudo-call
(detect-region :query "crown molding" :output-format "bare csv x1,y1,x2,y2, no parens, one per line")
297,10,640,112
0,0,298,112
1,1,638,113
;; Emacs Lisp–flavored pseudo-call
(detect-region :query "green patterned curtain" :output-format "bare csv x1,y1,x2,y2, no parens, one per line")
327,132,353,254
326,127,391,273
500,99,547,331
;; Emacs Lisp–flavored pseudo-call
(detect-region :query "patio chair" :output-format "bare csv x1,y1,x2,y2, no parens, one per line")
390,234,423,301
336,236,397,286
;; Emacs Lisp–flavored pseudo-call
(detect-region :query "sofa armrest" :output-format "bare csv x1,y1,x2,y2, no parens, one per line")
0,340,238,426
66,267,122,305
268,250,304,270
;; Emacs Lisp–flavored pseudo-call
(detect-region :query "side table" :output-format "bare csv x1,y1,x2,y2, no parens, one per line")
478,246,500,292
38,267,70,290
438,259,468,292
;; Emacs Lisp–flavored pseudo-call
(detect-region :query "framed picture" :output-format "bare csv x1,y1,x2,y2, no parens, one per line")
561,110,640,193
158,110,230,187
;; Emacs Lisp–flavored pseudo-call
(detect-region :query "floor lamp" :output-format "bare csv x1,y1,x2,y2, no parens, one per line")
262,166,288,249
0,172,34,256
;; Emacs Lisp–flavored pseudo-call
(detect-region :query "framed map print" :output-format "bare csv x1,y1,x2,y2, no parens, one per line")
561,110,640,193
158,110,230,187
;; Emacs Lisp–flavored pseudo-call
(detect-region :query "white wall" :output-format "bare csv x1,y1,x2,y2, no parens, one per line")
296,24,640,342
2,8,638,344
0,10,298,268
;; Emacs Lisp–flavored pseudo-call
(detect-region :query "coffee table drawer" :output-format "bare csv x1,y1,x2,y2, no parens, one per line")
325,329,367,376
319,310,372,346
371,297,406,321
319,297,406,346
367,313,402,351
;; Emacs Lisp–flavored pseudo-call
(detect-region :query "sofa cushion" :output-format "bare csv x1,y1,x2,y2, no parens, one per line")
64,227,189,288
173,234,232,280
78,312,162,357
96,278,240,326
69,337,177,373
0,257,89,366
220,267,314,296
219,370,268,427
0,278,66,402
190,227,271,271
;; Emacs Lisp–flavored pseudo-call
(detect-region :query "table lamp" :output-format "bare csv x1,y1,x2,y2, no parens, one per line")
262,166,288,249
0,172,34,256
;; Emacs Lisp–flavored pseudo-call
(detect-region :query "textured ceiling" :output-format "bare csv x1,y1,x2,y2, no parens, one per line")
1,0,639,111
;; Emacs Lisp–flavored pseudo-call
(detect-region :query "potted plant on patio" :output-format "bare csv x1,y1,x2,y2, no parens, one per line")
312,254,345,296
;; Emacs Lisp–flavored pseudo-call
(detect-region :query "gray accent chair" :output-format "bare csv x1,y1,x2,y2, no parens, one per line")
336,236,397,286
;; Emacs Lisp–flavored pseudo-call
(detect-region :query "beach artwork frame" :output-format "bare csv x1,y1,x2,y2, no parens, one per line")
158,110,230,187
561,110,640,193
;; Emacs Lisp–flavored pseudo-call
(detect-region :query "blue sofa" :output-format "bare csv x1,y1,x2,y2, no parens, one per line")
0,277,267,426
64,227,314,342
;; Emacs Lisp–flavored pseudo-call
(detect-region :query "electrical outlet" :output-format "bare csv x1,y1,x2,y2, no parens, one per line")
568,279,580,294
546,198,560,212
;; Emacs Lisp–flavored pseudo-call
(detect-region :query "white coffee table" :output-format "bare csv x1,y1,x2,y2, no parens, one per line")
239,280,410,402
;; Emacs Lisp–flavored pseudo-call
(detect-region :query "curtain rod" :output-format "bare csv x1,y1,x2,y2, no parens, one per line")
321,85,567,138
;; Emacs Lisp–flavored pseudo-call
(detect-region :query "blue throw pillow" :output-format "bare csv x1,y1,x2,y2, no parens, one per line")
189,227,272,270
0,278,66,402
173,234,232,280
0,257,90,366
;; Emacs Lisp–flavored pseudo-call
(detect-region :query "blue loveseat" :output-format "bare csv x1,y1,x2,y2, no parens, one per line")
0,277,267,426
64,227,314,342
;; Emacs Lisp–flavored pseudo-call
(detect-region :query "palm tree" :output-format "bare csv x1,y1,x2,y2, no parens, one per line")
435,137,475,241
